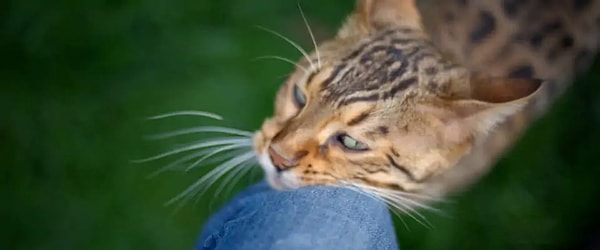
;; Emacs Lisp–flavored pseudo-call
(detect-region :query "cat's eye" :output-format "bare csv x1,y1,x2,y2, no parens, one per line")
292,84,307,108
336,134,369,151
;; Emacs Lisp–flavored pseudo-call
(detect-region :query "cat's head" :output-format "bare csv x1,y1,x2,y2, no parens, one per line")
254,0,542,194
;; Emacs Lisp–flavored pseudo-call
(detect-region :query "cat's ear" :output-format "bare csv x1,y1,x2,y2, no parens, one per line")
464,73,544,104
418,73,544,143
339,0,421,37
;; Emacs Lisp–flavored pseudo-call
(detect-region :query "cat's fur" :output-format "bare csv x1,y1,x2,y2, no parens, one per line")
253,0,599,201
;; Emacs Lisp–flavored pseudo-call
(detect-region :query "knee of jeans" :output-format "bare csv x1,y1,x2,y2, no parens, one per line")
198,183,398,250
269,231,370,250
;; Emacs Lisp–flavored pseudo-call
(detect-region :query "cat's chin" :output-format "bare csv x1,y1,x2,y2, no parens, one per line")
256,150,301,191
265,175,297,191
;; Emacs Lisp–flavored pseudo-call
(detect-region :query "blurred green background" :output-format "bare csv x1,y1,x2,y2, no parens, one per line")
2,0,600,249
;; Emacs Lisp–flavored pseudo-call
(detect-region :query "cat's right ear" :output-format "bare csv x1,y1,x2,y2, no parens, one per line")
417,73,544,143
338,0,421,37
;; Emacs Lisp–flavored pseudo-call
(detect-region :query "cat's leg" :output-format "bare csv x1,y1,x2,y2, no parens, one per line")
197,181,398,250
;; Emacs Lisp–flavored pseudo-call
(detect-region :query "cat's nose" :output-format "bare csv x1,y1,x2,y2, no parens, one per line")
268,146,295,171
268,146,307,171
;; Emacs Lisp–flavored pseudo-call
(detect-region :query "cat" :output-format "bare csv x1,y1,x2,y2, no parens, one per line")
148,0,600,214
253,0,600,206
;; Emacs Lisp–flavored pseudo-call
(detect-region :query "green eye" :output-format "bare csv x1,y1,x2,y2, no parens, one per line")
337,134,369,151
292,85,307,108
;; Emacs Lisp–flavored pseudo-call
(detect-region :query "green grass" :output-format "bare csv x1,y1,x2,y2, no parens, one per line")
1,0,599,249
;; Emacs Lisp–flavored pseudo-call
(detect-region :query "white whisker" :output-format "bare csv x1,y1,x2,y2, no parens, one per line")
133,137,252,163
146,126,254,140
146,142,253,178
255,25,316,70
222,162,256,197
351,182,447,204
209,160,256,208
372,190,434,229
390,191,449,203
356,184,444,214
337,184,411,230
165,152,255,207
194,148,253,166
247,165,263,184
253,55,309,74
197,153,254,196
389,206,411,231
297,3,321,69
342,182,437,229
184,144,251,172
146,148,216,178
388,192,444,214
148,110,223,120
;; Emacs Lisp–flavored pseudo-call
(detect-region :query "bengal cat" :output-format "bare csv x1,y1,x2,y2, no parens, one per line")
252,0,599,205
148,0,600,214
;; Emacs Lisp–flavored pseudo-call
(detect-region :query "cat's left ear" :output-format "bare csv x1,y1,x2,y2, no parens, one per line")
339,0,421,37
418,73,544,143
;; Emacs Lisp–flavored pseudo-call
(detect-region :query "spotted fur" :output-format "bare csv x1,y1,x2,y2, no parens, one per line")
420,0,600,194
253,0,599,200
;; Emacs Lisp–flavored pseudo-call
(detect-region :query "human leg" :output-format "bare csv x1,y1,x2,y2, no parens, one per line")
197,182,398,250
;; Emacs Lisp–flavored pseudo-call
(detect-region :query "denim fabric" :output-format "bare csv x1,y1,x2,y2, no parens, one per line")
197,182,398,250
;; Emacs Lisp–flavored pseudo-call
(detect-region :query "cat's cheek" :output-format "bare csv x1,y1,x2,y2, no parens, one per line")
257,151,281,190
252,131,267,154
278,171,302,189
257,150,276,176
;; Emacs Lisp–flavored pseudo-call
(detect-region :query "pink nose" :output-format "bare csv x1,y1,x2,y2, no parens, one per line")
268,147,295,171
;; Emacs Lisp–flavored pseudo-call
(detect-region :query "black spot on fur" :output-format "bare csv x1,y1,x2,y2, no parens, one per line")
470,11,496,43
508,65,534,78
502,0,521,18
378,126,389,135
528,21,563,49
545,35,574,61
529,34,543,48
560,35,574,49
574,0,592,10
541,21,562,33
424,67,438,75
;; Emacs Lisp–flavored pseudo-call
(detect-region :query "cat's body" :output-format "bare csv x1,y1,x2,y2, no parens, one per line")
251,0,600,207
420,0,600,195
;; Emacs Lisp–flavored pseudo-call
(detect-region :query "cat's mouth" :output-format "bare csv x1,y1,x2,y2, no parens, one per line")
252,129,299,190
256,147,301,190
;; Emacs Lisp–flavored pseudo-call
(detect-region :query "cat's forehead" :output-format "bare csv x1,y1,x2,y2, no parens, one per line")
313,28,457,107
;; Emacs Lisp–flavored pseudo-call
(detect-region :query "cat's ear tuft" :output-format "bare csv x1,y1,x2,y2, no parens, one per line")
339,0,421,37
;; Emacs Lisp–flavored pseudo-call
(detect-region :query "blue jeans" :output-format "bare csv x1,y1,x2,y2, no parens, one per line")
197,182,398,250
